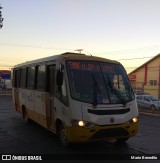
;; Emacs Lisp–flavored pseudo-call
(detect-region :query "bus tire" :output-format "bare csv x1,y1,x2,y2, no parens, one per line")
151,105,156,110
58,123,70,147
22,107,30,123
116,137,129,143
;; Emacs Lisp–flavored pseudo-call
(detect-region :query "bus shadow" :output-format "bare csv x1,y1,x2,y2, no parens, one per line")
68,140,130,154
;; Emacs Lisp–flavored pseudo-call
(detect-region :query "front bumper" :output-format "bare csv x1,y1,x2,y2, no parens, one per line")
66,121,139,143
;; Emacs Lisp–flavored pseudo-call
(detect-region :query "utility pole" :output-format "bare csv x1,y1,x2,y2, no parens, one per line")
0,4,4,29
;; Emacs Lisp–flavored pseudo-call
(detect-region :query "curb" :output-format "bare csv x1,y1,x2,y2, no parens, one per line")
139,111,160,117
0,94,12,96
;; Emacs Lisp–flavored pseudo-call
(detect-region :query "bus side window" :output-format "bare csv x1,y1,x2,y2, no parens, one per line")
61,78,69,106
13,69,20,88
26,67,35,90
47,65,56,95
20,68,26,88
36,65,46,91
55,71,69,106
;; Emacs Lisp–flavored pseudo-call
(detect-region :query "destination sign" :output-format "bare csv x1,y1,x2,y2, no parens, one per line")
68,61,114,72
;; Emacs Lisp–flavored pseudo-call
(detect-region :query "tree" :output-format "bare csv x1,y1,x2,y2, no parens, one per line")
0,4,4,29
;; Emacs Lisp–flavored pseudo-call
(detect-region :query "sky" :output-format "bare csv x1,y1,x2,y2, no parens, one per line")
1,0,160,73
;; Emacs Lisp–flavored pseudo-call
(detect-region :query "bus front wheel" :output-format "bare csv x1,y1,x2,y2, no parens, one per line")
58,124,70,147
151,105,156,110
116,137,129,143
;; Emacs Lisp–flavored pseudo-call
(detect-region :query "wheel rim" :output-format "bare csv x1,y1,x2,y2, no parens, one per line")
61,128,66,143
151,105,156,110
59,125,68,146
24,112,28,122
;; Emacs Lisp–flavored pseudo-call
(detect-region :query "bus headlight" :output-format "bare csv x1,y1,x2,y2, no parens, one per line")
78,121,85,127
128,117,138,124
71,120,95,128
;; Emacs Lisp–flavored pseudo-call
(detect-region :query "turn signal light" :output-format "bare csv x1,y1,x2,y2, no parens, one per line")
128,117,138,124
132,117,138,123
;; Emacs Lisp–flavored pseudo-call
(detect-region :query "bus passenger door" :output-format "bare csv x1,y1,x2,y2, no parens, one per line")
47,65,56,130
13,69,20,111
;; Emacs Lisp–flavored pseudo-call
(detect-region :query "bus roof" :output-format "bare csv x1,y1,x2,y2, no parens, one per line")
61,52,119,63
13,52,120,68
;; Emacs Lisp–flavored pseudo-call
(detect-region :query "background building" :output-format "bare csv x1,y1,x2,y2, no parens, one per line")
128,54,160,98
0,70,11,89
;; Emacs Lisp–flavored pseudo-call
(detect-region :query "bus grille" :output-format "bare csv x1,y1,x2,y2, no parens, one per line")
88,108,130,115
90,128,129,140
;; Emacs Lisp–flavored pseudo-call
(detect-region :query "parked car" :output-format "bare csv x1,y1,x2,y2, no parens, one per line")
136,94,160,110
134,90,150,95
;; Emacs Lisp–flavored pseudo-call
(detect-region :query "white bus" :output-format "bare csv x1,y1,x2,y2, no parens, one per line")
12,52,138,146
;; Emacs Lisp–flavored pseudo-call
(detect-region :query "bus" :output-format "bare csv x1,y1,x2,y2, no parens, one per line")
12,52,139,146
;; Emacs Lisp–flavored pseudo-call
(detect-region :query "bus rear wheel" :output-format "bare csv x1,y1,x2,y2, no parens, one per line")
58,124,70,147
22,107,30,123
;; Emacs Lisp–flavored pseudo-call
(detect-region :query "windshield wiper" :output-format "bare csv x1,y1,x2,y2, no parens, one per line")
91,74,101,106
96,64,111,103
98,64,126,106
106,74,126,106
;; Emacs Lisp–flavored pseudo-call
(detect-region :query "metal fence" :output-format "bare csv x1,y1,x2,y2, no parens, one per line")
0,88,12,95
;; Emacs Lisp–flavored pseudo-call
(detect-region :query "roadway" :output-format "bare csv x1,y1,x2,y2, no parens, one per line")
0,95,160,162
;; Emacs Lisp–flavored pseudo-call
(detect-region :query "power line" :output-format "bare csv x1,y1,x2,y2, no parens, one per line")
0,42,160,71
118,56,154,61
0,55,156,67
101,44,160,55
0,43,157,62
1,42,160,54
1,64,159,69
0,43,74,51
0,64,13,68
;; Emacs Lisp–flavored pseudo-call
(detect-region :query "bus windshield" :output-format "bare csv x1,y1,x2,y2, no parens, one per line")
66,60,134,105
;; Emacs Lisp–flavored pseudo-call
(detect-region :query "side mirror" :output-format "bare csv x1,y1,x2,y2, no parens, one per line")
56,70,63,87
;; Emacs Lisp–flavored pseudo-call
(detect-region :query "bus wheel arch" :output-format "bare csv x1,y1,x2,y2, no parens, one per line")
56,119,70,147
